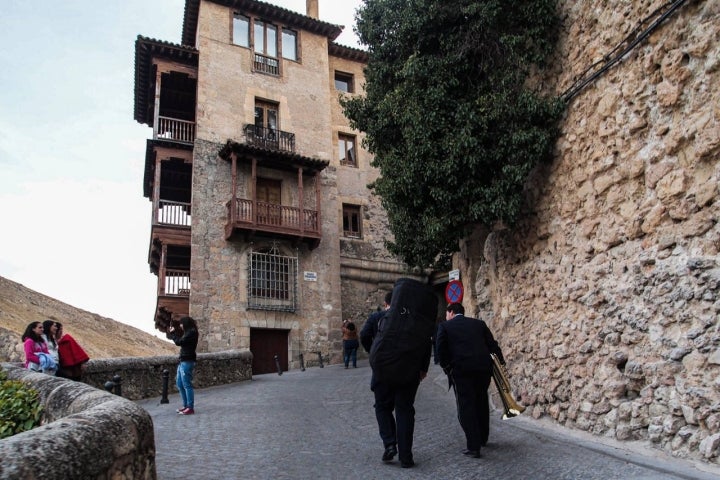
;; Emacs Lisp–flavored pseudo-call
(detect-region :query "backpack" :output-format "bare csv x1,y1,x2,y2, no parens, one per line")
369,278,438,384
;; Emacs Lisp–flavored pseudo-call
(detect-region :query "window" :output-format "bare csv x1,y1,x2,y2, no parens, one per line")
342,204,362,238
232,14,250,47
234,14,298,72
252,20,278,75
334,71,354,93
338,134,357,167
254,20,277,57
254,100,279,133
252,99,279,146
282,28,297,61
248,246,298,312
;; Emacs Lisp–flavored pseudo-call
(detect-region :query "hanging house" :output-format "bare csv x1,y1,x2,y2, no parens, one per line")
133,0,428,374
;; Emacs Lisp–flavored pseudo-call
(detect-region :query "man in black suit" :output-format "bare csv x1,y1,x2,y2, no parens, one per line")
360,291,391,354
436,302,505,458
360,292,411,466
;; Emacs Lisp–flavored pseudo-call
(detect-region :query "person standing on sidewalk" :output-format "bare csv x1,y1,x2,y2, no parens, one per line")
168,316,199,415
342,319,360,368
436,302,505,458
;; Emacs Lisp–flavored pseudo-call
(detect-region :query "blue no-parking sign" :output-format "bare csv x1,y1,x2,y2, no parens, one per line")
445,280,464,303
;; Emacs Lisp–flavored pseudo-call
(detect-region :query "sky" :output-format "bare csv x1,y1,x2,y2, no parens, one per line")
0,0,362,338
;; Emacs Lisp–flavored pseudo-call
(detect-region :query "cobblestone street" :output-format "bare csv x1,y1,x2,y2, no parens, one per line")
136,361,720,480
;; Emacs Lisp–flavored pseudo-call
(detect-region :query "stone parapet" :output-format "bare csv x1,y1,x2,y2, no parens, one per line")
0,350,252,479
81,350,253,400
0,365,156,480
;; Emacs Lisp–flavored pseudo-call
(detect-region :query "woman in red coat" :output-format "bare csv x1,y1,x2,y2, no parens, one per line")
56,322,90,380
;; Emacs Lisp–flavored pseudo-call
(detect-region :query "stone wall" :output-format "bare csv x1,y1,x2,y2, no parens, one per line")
457,0,719,464
0,365,156,480
0,351,252,478
3,350,252,401
0,328,18,363
81,350,253,400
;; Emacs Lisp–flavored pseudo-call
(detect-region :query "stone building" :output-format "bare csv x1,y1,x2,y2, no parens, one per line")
456,0,719,464
132,0,417,374
131,0,717,462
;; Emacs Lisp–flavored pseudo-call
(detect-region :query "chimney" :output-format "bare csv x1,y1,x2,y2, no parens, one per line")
306,0,319,19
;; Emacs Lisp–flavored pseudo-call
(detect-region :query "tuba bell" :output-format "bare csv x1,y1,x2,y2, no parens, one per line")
491,353,526,419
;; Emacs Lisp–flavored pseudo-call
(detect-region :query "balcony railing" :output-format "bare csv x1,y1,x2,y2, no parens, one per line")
154,116,195,144
227,198,319,238
243,125,295,153
156,199,191,227
253,53,279,76
161,269,190,296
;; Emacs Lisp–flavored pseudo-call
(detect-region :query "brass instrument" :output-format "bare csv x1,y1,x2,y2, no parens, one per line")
491,353,526,419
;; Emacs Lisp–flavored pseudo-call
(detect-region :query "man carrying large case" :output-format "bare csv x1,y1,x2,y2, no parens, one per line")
367,278,437,468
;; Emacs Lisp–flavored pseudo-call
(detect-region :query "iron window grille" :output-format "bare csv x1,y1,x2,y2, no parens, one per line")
248,246,298,312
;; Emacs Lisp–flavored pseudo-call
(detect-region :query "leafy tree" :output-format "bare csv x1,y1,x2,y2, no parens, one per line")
342,0,563,269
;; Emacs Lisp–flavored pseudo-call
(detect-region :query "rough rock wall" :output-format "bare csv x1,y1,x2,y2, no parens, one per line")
459,0,719,464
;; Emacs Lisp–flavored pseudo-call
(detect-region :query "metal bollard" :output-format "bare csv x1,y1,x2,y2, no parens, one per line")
274,354,283,375
112,374,122,397
299,353,306,372
316,351,324,368
160,369,170,404
104,380,115,393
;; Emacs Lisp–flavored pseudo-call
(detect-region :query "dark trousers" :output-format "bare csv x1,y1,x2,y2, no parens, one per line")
343,339,359,367
452,371,492,450
372,379,421,462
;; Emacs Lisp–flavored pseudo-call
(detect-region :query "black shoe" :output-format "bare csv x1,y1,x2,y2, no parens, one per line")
400,459,415,468
462,449,481,458
382,445,397,462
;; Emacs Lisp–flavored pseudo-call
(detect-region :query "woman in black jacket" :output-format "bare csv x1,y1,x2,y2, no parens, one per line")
168,316,199,415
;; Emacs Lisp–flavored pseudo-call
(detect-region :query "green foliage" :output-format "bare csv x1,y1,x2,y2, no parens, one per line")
342,0,563,268
0,368,43,439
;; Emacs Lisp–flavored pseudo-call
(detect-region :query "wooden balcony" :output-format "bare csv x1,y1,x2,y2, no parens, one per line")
154,116,195,144
226,198,321,249
253,53,279,76
243,125,295,153
159,268,190,297
149,199,191,274
155,296,189,332
155,199,191,227
154,267,190,331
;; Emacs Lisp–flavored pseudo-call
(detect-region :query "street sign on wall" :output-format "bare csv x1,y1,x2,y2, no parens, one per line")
445,280,464,303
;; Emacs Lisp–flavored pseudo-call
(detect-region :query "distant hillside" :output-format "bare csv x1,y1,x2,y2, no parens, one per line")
0,275,177,363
